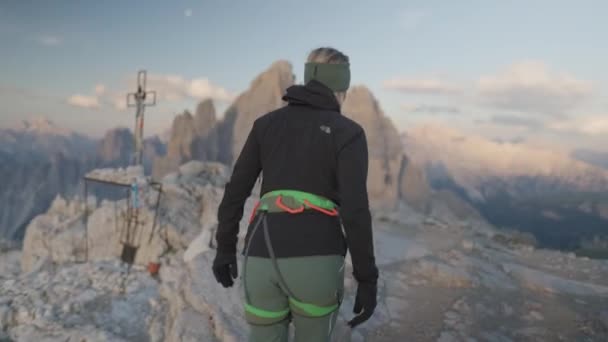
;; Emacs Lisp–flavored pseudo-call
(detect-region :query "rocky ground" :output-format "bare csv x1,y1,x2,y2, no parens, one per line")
1,162,607,341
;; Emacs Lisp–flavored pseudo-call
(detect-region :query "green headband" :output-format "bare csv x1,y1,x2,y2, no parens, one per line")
304,62,351,92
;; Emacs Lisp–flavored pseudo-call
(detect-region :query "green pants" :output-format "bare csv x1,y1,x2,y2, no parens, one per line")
243,255,345,342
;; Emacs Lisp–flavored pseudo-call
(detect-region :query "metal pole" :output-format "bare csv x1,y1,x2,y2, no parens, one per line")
127,70,155,167
84,180,88,262
137,98,144,165
134,105,140,165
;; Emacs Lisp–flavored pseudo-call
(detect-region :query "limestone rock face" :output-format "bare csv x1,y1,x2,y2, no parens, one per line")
21,161,229,273
153,61,294,177
153,100,218,178
398,154,432,212
97,128,134,166
342,86,404,207
7,158,608,342
0,240,20,280
0,260,166,342
11,160,255,342
216,60,295,165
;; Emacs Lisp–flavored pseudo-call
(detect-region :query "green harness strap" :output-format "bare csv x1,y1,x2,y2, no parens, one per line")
244,299,339,323
257,189,338,212
289,298,340,317
243,190,342,322
244,303,290,325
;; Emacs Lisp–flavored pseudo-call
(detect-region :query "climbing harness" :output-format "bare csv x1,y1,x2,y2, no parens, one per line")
242,190,343,325
248,189,339,224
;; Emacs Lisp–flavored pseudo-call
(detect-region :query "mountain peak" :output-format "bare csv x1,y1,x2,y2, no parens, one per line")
247,60,294,91
268,60,293,73
195,99,215,117
347,85,374,96
17,117,72,136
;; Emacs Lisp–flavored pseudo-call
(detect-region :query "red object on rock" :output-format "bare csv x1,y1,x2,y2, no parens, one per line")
148,262,160,275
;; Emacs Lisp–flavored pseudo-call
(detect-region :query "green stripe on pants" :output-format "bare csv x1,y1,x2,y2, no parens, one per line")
243,255,345,342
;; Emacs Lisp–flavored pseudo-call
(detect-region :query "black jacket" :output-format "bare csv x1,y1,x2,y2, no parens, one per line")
216,80,379,284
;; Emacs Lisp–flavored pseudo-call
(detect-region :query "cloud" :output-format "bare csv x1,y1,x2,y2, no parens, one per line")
184,9,193,17
37,35,62,46
384,78,459,95
477,61,593,116
94,84,106,96
65,74,232,111
492,136,526,144
549,116,608,135
67,94,100,109
111,94,127,111
67,84,107,109
401,104,461,115
490,114,543,129
579,118,608,135
144,74,234,103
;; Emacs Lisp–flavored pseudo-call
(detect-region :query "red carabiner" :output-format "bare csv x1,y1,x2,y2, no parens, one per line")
275,196,305,214
249,201,261,223
303,199,339,216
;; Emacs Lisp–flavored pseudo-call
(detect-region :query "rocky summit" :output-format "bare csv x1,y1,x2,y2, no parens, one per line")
1,162,607,341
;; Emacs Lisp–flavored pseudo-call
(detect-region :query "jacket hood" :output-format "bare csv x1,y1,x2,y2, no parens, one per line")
282,80,341,111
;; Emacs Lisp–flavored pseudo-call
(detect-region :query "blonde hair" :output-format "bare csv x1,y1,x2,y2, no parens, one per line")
306,47,349,105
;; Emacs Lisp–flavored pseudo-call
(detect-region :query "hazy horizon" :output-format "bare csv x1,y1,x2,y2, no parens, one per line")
2,0,607,151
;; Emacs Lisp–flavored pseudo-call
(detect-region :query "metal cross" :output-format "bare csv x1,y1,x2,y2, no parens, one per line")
127,70,156,166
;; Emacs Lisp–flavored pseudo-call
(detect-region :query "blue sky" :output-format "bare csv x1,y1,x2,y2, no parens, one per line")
1,0,607,151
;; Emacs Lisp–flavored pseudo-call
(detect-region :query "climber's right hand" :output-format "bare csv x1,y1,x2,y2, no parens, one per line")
347,280,377,328
212,252,238,288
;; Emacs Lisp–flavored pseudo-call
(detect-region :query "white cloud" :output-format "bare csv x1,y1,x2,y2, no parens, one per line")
477,61,593,116
579,118,608,135
65,74,232,112
549,116,608,135
38,35,62,46
112,94,127,111
384,78,458,95
145,74,234,103
185,9,193,17
67,94,100,109
95,84,106,96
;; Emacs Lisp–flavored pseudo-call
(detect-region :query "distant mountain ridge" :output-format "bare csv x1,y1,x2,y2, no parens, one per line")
1,118,96,158
15,117,73,136
405,124,608,201
0,119,165,240
404,123,608,251
0,119,96,239
573,149,608,170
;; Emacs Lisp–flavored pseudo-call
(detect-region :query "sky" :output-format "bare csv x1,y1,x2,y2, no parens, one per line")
1,0,607,152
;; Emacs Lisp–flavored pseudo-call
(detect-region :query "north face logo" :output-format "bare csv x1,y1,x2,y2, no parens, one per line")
320,125,331,134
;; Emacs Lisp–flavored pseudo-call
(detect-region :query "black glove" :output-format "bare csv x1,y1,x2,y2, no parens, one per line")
348,281,377,328
212,253,238,288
